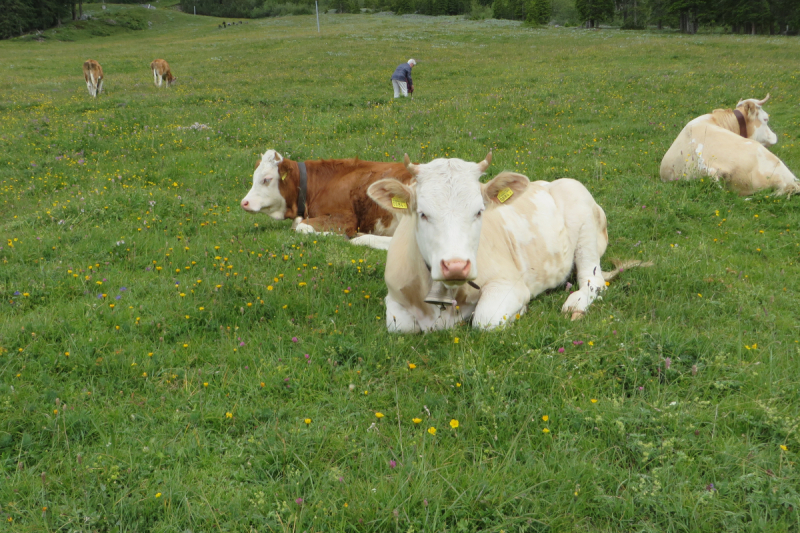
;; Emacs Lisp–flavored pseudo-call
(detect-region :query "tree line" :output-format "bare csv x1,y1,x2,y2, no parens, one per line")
182,0,799,33
2,0,798,39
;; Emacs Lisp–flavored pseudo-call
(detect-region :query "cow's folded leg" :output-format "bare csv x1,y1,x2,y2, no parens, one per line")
294,215,356,236
385,294,424,333
350,235,392,250
472,281,530,330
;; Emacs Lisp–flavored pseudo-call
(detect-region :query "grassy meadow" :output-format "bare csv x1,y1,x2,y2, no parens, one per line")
2,4,800,531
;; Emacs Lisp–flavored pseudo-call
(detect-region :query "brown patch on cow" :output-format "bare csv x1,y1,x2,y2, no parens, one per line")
254,159,261,170
276,157,414,237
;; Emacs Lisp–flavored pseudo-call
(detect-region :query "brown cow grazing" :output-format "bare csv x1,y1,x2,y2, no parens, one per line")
83,60,104,98
150,59,176,88
240,149,414,248
660,95,799,196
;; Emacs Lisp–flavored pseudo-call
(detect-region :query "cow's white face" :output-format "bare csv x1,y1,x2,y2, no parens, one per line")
737,97,778,147
414,159,487,286
240,149,287,220
368,154,529,288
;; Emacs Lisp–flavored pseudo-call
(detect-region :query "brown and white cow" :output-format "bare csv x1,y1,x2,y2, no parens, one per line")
240,149,414,247
83,60,104,98
660,95,799,195
368,154,642,332
150,59,176,88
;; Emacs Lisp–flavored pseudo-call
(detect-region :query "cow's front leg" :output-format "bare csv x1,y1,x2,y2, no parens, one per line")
294,214,357,236
349,234,392,250
472,280,530,330
385,294,424,333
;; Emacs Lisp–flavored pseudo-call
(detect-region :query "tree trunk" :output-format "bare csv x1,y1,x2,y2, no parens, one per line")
72,2,76,21
79,0,83,18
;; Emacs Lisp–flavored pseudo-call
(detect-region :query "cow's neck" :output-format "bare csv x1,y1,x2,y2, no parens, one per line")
711,109,749,138
277,159,302,219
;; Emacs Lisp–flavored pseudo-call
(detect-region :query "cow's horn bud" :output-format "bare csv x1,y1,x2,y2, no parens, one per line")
758,93,770,106
404,154,419,176
478,152,492,172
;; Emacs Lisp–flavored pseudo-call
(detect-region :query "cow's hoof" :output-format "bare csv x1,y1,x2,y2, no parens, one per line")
295,223,316,234
570,310,585,321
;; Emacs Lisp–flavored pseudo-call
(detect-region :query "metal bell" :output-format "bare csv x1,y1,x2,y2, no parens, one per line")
424,282,456,310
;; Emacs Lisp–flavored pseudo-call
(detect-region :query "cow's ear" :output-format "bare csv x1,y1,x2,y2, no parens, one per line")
273,151,284,164
254,159,262,170
368,179,415,215
740,100,758,119
483,172,529,207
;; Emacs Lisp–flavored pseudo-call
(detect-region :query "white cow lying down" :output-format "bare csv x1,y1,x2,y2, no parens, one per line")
367,154,641,332
660,94,799,196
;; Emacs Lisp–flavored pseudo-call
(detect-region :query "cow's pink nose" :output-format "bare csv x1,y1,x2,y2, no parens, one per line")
441,259,471,280
241,200,250,209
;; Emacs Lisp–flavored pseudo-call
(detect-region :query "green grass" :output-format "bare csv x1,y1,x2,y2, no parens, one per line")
2,8,800,532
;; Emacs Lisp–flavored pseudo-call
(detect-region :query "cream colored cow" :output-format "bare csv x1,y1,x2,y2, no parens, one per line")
367,154,634,332
83,59,104,97
660,95,799,195
150,59,177,88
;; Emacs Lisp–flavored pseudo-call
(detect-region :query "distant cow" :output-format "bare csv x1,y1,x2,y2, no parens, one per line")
241,149,414,245
150,59,176,88
83,59,104,97
367,154,642,332
660,95,799,195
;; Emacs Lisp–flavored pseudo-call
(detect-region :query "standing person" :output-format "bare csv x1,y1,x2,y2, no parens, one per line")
391,59,416,99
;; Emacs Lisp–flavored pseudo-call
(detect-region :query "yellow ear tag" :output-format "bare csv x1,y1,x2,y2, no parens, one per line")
280,173,287,181
391,196,408,209
497,188,514,203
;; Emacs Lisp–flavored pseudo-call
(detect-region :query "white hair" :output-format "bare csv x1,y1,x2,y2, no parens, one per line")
408,59,417,66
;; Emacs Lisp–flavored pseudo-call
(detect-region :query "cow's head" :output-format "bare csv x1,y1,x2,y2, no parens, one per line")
368,153,529,288
241,149,288,219
736,94,777,147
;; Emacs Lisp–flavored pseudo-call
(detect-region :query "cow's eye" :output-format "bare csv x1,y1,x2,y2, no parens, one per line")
262,178,269,185
476,209,484,219
419,212,428,222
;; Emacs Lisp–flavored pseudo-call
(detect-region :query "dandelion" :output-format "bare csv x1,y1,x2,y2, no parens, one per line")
591,399,598,403
225,412,233,419
408,363,416,369
155,493,162,498
375,412,385,419
781,445,788,451
542,428,550,433
542,415,549,422
203,382,208,387
428,427,436,435
450,419,459,429
412,418,422,424
304,418,311,425
453,337,460,344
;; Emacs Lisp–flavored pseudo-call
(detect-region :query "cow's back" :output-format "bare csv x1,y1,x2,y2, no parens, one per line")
477,181,577,295
311,161,412,236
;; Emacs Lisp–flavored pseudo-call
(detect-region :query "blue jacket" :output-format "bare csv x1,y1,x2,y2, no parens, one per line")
391,63,413,86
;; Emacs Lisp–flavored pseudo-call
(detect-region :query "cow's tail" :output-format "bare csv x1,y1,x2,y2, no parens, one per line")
602,259,653,282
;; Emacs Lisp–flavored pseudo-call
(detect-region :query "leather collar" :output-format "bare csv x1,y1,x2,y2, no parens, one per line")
733,109,748,138
297,161,308,218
